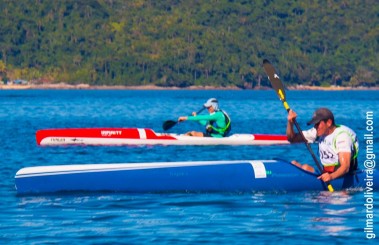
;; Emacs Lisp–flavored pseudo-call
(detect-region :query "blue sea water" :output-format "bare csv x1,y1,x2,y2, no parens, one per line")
0,89,378,244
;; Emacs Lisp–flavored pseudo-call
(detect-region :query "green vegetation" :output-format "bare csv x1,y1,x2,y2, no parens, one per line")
0,0,378,88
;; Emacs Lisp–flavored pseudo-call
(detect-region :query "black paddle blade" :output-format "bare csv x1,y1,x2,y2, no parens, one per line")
262,59,286,101
162,120,177,131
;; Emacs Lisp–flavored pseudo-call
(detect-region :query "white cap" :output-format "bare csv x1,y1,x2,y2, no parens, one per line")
204,98,219,110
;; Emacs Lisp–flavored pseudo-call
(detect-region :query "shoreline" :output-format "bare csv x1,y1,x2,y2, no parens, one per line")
0,83,378,91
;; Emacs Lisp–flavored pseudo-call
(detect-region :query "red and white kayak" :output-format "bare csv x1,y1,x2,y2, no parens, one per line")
36,128,289,146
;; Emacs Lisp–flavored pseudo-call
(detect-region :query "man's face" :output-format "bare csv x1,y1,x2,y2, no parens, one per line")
314,119,332,136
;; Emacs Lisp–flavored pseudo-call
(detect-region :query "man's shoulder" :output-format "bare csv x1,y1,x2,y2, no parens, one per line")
215,110,226,116
334,125,357,136
332,125,357,145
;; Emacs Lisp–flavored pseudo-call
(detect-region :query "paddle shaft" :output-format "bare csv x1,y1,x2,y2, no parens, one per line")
162,107,206,131
282,99,334,192
195,107,206,115
263,59,334,192
184,107,206,120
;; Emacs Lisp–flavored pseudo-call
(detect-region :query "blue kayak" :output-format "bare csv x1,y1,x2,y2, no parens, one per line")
15,159,377,194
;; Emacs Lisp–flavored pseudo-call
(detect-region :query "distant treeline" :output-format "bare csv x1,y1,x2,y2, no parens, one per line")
0,0,378,88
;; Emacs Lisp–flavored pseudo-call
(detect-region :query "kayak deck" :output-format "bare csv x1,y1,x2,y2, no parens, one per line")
36,128,289,146
15,159,376,194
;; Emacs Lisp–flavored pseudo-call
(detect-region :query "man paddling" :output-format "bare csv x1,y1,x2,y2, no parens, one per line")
286,108,359,182
178,98,231,137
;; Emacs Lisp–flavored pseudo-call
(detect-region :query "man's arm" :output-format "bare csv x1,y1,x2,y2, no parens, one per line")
318,152,351,182
187,113,216,121
286,120,304,143
287,110,309,143
179,113,219,126
318,131,353,182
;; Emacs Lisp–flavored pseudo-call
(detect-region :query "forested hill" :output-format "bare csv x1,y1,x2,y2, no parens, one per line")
0,0,378,88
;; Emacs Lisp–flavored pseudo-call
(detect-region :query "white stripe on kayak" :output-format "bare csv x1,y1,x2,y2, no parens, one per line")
250,161,267,178
16,160,277,178
138,128,147,139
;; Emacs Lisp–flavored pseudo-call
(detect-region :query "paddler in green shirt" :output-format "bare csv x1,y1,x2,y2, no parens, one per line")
178,98,231,137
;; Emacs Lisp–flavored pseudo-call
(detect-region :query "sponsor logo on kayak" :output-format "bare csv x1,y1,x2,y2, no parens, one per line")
101,130,122,137
50,138,65,142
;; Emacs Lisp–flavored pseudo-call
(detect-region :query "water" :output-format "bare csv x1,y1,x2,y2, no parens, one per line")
0,89,378,244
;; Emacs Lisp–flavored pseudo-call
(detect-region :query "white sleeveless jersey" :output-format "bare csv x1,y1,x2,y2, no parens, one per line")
303,125,359,167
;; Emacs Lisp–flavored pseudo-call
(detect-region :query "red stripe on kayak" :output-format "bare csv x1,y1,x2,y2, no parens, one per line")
36,128,177,145
36,128,140,145
144,129,177,140
252,134,288,141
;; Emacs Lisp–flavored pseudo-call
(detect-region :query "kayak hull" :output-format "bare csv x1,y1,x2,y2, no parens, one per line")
15,160,377,194
36,128,289,146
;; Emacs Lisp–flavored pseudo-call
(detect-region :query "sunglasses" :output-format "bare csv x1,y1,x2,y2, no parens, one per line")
314,119,327,128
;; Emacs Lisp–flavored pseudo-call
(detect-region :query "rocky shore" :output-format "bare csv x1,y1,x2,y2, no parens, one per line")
0,83,377,90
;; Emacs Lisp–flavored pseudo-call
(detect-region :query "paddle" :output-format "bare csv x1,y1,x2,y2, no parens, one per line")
162,107,206,131
262,59,334,192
